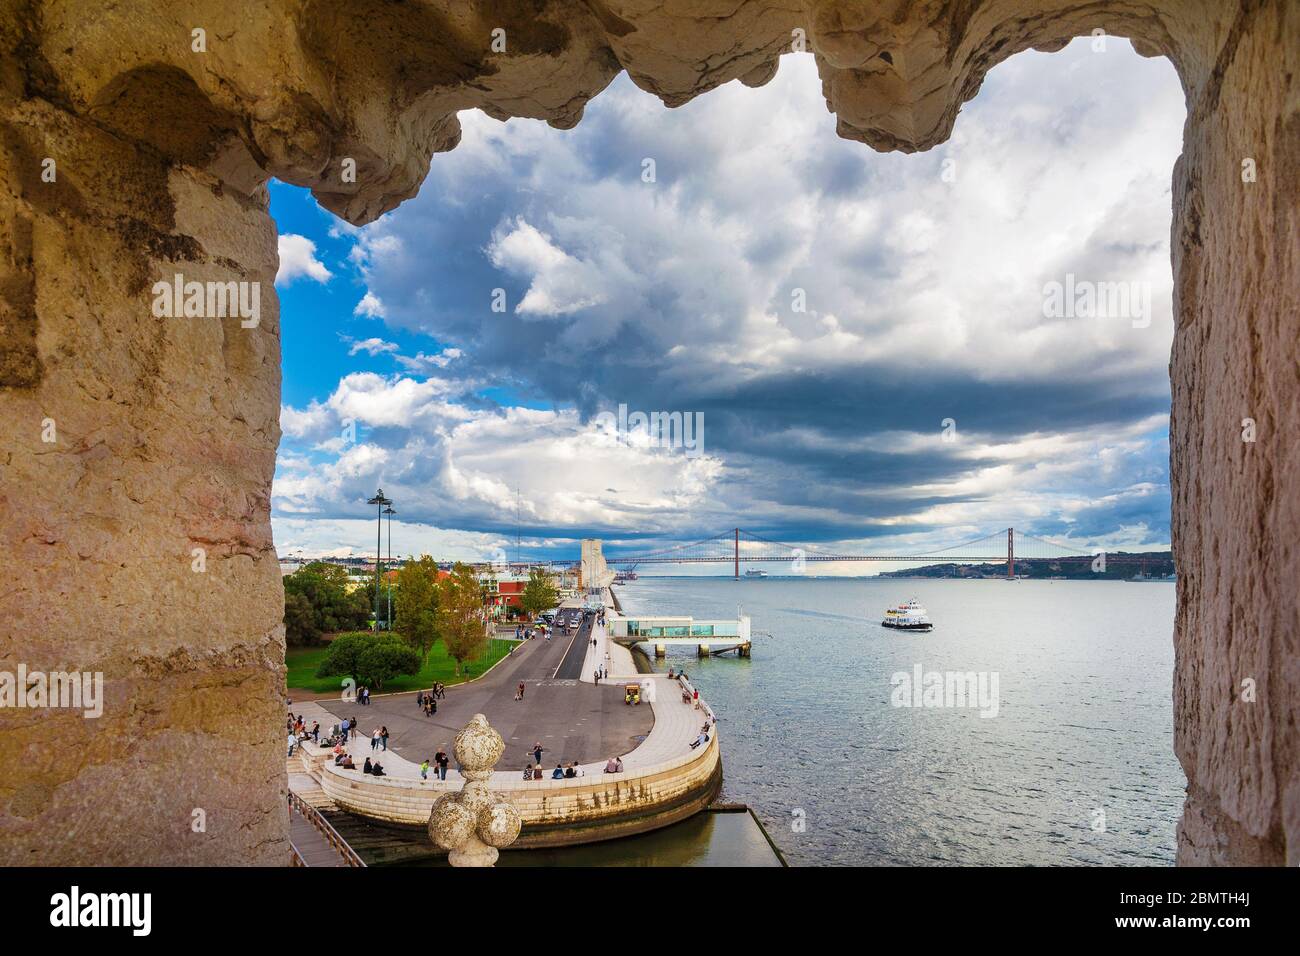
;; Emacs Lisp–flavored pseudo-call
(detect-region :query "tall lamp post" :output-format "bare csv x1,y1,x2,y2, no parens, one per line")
366,489,392,631
383,504,396,631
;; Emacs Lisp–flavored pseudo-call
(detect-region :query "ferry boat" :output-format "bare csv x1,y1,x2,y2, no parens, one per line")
744,569,768,578
881,599,933,632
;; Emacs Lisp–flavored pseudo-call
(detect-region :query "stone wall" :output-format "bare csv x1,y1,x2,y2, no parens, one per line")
1,1,1295,864
313,733,723,848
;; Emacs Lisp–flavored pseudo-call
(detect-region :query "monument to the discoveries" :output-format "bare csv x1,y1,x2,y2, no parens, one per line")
0,1,1295,865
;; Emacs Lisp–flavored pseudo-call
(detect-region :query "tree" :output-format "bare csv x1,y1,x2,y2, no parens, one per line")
283,561,370,644
283,590,320,645
436,562,487,675
314,632,371,687
396,555,439,659
315,632,420,691
520,567,559,618
357,638,421,691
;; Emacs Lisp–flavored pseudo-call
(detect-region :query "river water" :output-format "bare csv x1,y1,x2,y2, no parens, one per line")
614,576,1184,867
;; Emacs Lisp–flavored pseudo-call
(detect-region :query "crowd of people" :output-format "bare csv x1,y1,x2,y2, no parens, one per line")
285,712,320,756
419,750,450,781
522,761,585,779
416,686,442,717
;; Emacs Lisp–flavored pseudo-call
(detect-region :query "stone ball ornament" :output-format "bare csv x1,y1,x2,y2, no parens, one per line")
427,798,476,850
480,797,524,848
454,713,506,780
427,714,522,866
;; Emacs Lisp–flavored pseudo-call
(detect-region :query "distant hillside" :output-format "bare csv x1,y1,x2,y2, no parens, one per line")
877,551,1174,580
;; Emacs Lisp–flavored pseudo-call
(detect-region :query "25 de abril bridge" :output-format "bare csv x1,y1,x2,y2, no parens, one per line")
586,528,1168,579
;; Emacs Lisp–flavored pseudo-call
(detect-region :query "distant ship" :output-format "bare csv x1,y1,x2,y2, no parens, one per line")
881,599,933,632
614,571,638,583
744,569,767,578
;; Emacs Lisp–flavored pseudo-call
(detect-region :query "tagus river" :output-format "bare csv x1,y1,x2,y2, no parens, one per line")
615,576,1185,867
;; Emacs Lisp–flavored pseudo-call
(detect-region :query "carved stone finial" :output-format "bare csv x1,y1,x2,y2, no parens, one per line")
428,714,521,866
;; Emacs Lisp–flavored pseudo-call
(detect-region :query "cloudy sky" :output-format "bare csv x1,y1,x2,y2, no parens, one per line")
270,39,1184,571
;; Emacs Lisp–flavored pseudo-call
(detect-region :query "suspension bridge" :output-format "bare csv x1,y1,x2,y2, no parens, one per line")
588,528,1158,580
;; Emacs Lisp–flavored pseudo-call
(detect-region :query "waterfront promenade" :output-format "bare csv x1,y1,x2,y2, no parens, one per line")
289,594,709,784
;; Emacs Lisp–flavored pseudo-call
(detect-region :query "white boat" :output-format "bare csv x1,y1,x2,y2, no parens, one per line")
881,599,933,632
744,569,767,578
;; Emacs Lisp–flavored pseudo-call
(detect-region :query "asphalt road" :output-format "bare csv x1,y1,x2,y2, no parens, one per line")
553,610,593,680
349,624,651,772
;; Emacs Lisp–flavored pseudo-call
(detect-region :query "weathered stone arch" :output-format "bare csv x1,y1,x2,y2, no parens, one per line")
0,1,1295,865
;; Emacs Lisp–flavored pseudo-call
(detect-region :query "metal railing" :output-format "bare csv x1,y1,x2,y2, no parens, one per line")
288,791,366,867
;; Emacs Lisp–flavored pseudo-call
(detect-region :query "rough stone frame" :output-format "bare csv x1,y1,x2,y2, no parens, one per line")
0,1,1295,865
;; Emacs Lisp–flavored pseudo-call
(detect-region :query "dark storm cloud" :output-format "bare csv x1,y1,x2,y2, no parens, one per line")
281,43,1185,556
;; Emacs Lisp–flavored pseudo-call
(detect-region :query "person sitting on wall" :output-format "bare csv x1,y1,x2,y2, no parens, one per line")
551,764,565,780
690,731,709,750
564,763,578,779
339,754,355,769
615,757,624,773
371,762,386,777
522,764,534,780
363,757,373,774
603,757,618,774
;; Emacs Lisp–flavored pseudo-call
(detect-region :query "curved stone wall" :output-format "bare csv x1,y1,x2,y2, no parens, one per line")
315,733,723,849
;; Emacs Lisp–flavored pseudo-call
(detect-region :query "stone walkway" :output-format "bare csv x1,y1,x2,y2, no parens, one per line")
294,671,709,783
287,591,713,787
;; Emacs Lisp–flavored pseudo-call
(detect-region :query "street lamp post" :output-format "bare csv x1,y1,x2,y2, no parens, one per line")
366,489,392,631
383,504,396,631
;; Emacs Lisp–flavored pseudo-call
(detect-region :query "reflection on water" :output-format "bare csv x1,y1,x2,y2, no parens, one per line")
499,810,784,867
408,809,783,867
619,577,1185,867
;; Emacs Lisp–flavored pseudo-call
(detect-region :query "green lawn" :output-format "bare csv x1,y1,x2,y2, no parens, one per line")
285,636,516,694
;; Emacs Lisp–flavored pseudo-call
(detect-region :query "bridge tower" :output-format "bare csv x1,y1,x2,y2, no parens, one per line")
1007,527,1014,580
734,528,739,580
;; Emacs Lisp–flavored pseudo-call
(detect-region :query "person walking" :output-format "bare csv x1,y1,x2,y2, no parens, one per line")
435,748,449,781
380,726,389,751
371,729,380,751
340,717,350,741
420,759,430,780
516,681,526,701
531,743,545,766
